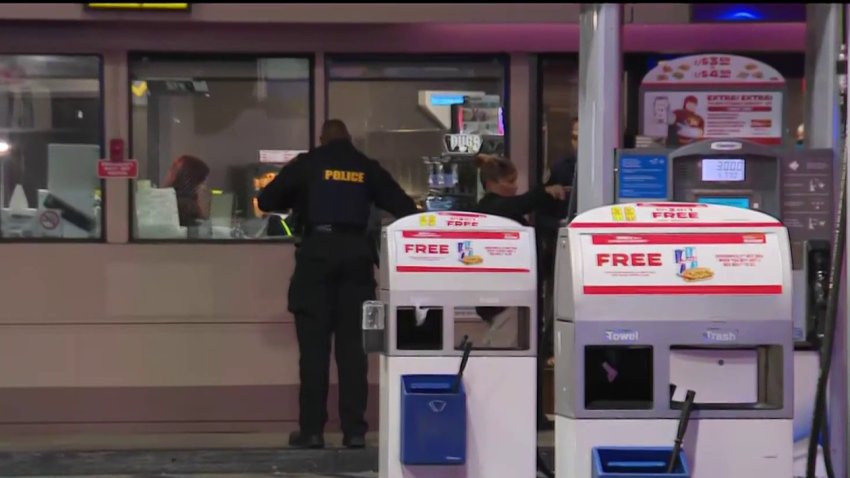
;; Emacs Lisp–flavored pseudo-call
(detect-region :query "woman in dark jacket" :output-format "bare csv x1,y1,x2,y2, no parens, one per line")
475,154,566,225
473,154,567,430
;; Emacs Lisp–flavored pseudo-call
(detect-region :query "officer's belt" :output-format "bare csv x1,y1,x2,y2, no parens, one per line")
306,224,368,235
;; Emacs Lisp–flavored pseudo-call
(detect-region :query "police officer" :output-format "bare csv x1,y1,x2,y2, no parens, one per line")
258,119,417,449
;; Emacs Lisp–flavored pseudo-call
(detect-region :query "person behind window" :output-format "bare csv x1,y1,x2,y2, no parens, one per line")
473,154,566,431
544,117,577,213
163,154,211,228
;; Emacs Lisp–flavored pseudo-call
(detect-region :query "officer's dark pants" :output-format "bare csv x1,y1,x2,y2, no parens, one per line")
288,232,375,437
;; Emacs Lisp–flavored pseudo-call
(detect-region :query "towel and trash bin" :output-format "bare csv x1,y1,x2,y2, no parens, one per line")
553,203,794,478
364,212,538,477
399,339,472,466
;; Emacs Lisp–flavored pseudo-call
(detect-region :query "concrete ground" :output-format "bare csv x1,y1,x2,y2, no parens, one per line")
21,475,380,478
0,432,554,451
0,432,556,477
12,471,552,477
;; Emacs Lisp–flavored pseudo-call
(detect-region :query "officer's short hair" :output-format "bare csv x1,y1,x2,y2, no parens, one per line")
321,119,351,143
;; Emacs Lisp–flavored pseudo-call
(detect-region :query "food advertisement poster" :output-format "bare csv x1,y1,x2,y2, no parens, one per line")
580,232,783,295
394,230,531,273
642,91,783,146
639,54,786,147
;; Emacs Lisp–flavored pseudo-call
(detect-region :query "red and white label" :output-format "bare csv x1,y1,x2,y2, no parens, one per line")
395,229,531,273
581,232,782,295
571,202,782,228
439,212,485,228
98,159,138,179
416,211,524,229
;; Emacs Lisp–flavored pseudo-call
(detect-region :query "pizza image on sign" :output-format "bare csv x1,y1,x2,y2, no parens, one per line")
675,247,714,282
682,267,715,282
462,255,484,265
458,241,484,265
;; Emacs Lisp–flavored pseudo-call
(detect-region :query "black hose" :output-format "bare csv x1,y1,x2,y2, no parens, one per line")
667,390,697,473
819,390,836,478
805,133,847,478
453,336,472,393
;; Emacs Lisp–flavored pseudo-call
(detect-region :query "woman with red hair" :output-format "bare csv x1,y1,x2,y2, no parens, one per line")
163,154,211,228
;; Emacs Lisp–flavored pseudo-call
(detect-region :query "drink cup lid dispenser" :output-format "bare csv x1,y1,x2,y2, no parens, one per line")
363,211,539,478
552,202,794,478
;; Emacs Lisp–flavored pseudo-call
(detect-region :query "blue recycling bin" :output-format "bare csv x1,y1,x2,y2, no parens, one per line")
400,374,467,465
592,447,691,478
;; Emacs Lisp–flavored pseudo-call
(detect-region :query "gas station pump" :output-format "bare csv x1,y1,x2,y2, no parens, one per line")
615,139,836,347
363,211,538,478
621,53,840,349
553,202,795,478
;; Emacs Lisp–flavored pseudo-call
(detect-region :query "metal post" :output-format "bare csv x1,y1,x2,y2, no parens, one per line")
805,4,841,152
576,3,621,214
807,4,846,478
844,4,850,475
814,6,847,478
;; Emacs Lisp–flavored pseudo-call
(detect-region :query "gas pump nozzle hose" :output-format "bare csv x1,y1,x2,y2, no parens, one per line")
805,125,847,478
453,336,472,394
667,389,697,474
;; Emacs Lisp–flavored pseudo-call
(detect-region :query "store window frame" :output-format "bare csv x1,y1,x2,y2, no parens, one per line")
126,52,316,244
0,52,106,244
534,53,579,189
323,52,512,156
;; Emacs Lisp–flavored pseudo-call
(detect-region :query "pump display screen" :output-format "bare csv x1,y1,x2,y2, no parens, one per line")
697,196,751,209
701,159,746,182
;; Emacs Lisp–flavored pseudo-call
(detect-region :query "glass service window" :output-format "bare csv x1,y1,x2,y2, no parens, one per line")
326,56,508,213
0,55,103,240
129,55,312,241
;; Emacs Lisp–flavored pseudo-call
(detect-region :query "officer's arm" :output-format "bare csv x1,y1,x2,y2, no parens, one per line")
370,162,418,218
257,155,307,212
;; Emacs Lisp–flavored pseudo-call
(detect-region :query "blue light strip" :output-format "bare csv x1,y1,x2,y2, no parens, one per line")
430,94,466,106
697,196,751,209
719,9,762,21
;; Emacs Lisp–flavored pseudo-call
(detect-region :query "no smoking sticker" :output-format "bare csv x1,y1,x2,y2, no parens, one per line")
40,210,60,230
